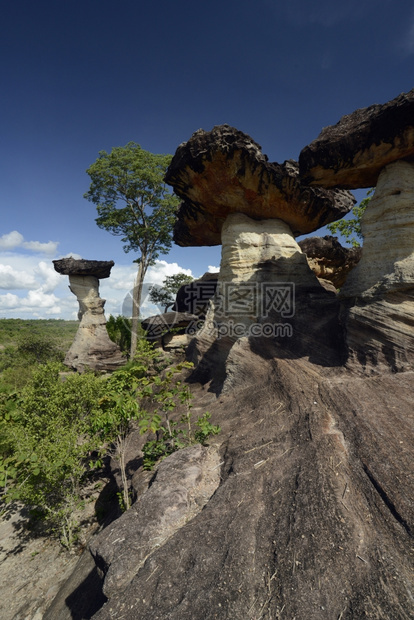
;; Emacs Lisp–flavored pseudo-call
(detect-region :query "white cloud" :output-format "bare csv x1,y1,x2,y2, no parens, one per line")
34,261,62,293
0,247,200,321
208,265,220,273
0,293,20,309
0,265,38,290
100,260,195,319
22,240,59,255
0,230,59,255
0,231,24,250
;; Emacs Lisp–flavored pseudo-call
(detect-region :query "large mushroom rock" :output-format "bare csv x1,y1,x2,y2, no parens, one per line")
299,88,414,190
166,126,354,382
298,235,362,289
53,258,125,372
299,90,414,372
166,124,354,246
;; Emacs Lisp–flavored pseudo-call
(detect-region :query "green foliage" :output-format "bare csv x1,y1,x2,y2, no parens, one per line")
149,273,194,312
84,142,179,260
0,364,105,547
0,337,220,546
0,328,68,390
106,315,131,353
327,189,373,247
140,370,220,470
0,319,78,347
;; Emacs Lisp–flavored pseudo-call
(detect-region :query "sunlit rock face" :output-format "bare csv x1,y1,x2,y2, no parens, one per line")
53,258,125,372
341,161,414,299
186,213,341,385
166,124,354,246
219,213,301,282
338,161,414,372
194,213,305,342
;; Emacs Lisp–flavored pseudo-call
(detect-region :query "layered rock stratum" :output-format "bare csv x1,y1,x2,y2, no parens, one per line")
299,235,362,289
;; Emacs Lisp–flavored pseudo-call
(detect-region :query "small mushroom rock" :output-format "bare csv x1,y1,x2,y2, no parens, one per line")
53,258,125,372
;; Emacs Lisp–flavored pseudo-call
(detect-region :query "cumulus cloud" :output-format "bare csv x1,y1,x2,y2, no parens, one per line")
0,231,24,251
100,259,195,319
0,244,201,320
0,265,38,290
0,230,59,255
22,240,59,255
208,265,220,273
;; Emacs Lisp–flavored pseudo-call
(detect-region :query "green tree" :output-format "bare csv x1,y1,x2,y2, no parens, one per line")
327,189,373,247
149,273,194,313
106,315,132,354
84,143,180,357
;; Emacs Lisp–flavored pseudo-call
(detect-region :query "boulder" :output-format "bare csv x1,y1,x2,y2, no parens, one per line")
53,259,125,372
173,271,218,315
166,124,354,245
299,88,414,189
299,235,362,289
86,345,414,620
89,444,221,600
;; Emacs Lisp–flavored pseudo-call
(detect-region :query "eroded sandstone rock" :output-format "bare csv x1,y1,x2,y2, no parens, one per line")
89,444,221,599
53,259,125,372
299,88,414,189
341,161,414,298
299,235,362,289
166,125,354,245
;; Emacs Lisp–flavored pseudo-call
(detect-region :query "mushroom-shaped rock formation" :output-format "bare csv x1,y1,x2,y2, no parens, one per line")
53,258,125,372
298,236,362,289
165,126,354,382
166,124,354,246
299,89,414,370
299,88,414,190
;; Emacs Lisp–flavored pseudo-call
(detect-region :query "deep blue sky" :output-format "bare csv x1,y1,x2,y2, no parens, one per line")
1,0,413,318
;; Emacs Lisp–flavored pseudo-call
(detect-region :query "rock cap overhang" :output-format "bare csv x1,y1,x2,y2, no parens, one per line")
299,88,414,189
165,124,355,247
53,258,115,279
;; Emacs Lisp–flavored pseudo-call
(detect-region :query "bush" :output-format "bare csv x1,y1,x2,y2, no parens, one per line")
106,315,132,354
0,341,220,546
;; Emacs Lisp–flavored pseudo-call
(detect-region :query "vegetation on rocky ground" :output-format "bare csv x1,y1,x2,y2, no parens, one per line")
0,319,219,549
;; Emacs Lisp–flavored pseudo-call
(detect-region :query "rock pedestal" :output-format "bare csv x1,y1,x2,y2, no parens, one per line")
339,161,414,371
341,161,414,298
53,259,125,372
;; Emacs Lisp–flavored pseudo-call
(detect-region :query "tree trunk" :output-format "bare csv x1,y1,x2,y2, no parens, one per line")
130,259,146,358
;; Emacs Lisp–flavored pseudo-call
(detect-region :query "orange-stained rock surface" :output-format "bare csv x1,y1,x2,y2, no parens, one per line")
166,125,354,245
